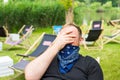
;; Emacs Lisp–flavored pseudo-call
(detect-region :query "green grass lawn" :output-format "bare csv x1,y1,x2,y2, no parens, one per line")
0,26,120,80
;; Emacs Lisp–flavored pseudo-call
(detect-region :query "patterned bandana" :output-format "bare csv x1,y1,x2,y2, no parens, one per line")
58,44,80,74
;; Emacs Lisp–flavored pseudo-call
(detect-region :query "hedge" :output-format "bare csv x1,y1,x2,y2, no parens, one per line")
0,1,120,32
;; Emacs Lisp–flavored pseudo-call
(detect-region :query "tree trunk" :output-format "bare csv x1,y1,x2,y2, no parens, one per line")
65,0,74,24
65,7,74,24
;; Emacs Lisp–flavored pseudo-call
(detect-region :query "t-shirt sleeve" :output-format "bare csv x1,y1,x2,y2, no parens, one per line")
86,56,104,80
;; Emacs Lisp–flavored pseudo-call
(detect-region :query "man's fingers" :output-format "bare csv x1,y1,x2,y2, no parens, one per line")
60,30,73,35
67,35,76,38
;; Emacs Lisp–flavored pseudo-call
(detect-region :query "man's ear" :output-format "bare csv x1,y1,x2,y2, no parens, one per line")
79,37,84,45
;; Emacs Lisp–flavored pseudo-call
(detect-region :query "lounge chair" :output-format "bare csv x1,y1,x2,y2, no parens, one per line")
11,33,56,71
85,20,103,33
103,20,120,44
52,25,62,34
83,29,103,50
5,27,34,50
0,25,8,37
108,19,120,29
91,21,103,30
103,30,120,44
82,20,104,50
18,25,33,36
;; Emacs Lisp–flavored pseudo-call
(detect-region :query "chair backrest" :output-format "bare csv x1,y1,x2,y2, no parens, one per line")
92,21,102,30
19,27,34,43
86,29,103,41
28,34,56,57
0,26,8,37
53,25,62,34
22,25,33,34
18,25,33,35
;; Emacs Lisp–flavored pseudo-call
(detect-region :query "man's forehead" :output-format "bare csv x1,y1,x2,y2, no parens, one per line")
62,26,76,30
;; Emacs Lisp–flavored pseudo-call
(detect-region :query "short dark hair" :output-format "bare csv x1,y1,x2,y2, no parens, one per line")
63,23,82,37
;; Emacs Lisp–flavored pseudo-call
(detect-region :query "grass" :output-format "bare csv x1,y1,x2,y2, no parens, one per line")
0,26,120,80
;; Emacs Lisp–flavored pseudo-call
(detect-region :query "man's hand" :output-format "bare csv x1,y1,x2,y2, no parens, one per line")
52,30,76,50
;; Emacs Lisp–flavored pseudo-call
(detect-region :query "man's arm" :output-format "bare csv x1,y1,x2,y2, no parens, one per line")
25,31,75,80
25,43,60,80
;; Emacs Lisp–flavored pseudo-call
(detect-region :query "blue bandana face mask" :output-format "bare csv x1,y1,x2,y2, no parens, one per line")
58,44,80,74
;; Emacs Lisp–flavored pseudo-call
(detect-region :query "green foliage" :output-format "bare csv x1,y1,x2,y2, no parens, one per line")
73,0,120,25
78,2,86,7
60,0,73,11
102,1,112,9
0,1,65,32
117,0,120,4
73,1,80,9
0,0,120,32
77,0,119,7
84,0,91,7
90,2,101,9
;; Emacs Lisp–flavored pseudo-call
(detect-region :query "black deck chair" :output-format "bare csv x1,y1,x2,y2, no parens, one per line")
83,29,103,50
85,20,103,35
0,26,8,37
29,34,56,57
11,33,56,71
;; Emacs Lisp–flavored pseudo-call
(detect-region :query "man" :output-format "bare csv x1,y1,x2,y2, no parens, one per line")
25,23,103,80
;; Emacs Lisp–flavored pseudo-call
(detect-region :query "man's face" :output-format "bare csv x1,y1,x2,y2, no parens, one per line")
60,26,81,46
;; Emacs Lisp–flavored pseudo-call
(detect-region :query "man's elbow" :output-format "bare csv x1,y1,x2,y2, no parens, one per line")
25,66,38,80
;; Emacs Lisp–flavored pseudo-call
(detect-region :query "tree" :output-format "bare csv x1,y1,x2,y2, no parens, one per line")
61,0,74,24
84,0,91,7
117,0,120,7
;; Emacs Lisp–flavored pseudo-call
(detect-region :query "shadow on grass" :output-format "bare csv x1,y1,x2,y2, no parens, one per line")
10,73,25,80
